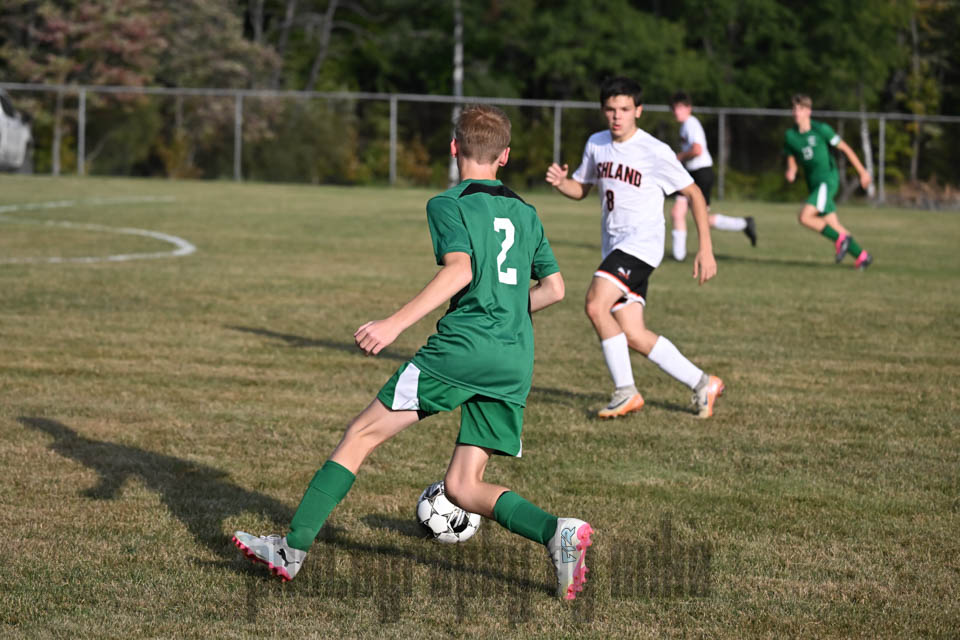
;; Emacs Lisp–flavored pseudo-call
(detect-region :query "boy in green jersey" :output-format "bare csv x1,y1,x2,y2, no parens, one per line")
784,94,873,269
234,105,594,600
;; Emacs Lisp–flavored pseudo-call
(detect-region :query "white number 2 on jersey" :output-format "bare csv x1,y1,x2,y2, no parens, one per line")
493,217,517,285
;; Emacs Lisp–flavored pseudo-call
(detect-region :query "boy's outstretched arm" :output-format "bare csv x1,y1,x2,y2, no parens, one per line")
677,182,717,285
529,272,565,313
785,155,798,183
355,252,472,355
836,140,872,189
676,142,703,164
545,163,592,200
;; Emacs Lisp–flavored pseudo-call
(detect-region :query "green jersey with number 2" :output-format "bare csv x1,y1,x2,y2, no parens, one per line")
411,179,559,406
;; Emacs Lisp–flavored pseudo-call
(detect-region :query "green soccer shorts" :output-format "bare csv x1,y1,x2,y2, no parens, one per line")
377,361,524,457
806,180,838,216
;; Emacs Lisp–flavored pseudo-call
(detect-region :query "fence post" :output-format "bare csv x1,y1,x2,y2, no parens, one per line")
77,88,86,176
553,104,562,165
234,92,243,182
878,117,886,204
389,94,398,185
717,111,726,200
52,89,63,176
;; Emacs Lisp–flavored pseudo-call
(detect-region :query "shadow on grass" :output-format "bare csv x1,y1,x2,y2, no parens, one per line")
643,399,698,416
353,515,551,596
713,252,838,269
528,385,605,410
228,324,609,413
361,514,425,539
20,416,551,596
226,325,411,362
18,416,295,558
546,392,694,419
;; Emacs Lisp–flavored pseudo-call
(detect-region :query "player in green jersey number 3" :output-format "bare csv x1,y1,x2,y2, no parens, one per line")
784,94,873,270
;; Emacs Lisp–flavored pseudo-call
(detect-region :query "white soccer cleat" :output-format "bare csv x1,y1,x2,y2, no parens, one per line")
546,518,594,600
233,531,306,582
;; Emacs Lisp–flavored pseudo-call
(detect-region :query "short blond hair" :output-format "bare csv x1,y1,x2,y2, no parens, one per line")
791,94,812,109
455,105,511,164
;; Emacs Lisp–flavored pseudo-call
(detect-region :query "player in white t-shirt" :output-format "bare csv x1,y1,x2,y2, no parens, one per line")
669,91,756,262
545,77,725,419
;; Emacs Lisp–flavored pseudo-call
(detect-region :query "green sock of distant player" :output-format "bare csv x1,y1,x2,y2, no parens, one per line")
286,460,356,551
847,236,863,256
821,225,863,257
493,491,558,544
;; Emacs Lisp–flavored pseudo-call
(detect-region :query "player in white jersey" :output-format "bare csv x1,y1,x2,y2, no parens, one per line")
545,77,725,419
669,91,756,262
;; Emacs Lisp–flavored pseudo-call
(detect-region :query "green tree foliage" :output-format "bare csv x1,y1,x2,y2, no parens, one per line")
151,1,279,179
0,0,167,86
926,0,960,181
1,0,958,189
0,0,169,173
648,0,799,107
158,0,278,89
0,0,278,176
794,0,910,110
887,0,955,184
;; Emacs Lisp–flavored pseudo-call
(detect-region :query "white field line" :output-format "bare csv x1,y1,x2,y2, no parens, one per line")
0,196,197,264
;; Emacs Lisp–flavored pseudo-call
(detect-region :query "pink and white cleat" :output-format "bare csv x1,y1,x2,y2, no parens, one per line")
835,234,851,262
233,531,306,582
854,250,873,270
546,518,594,600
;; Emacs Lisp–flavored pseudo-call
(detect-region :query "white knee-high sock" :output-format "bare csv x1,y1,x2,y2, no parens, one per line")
712,214,747,231
601,333,634,388
671,229,687,261
647,336,703,390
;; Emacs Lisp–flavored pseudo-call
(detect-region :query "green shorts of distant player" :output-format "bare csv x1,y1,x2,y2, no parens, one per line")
378,361,524,457
806,179,839,216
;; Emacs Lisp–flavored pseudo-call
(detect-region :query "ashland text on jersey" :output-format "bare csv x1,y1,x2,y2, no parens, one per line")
596,161,643,186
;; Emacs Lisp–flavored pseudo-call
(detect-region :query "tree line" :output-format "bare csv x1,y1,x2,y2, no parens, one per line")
1,0,957,195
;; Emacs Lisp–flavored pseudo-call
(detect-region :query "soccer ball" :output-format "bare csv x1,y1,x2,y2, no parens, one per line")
416,481,481,543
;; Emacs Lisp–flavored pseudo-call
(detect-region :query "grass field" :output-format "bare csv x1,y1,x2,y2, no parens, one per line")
1,174,958,639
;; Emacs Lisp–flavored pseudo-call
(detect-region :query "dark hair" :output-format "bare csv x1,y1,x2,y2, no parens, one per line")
455,104,511,163
670,91,692,107
600,76,643,108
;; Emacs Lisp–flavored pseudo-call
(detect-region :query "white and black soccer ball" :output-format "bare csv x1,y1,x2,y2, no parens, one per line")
416,481,481,543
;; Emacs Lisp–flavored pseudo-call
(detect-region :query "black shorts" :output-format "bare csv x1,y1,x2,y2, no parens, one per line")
594,250,655,311
682,166,714,205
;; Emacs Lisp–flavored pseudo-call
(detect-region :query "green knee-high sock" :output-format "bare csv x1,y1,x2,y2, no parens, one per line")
493,491,558,545
847,236,863,257
820,225,840,241
286,460,355,551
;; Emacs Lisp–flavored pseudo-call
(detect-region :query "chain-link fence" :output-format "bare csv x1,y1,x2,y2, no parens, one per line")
2,82,959,206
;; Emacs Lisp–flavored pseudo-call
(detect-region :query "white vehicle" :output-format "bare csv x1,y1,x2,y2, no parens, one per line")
0,90,33,171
